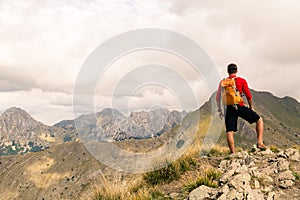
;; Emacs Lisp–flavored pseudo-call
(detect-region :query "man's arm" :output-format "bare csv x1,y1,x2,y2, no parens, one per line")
216,81,224,119
242,79,254,110
247,98,253,110
216,82,222,111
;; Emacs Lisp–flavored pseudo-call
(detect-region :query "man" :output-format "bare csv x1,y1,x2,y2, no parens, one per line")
216,63,266,153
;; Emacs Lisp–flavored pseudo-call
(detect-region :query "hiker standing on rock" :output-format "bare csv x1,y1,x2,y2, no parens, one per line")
216,63,266,154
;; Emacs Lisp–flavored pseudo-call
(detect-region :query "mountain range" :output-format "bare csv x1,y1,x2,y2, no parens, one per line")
0,107,186,155
0,89,299,157
0,89,299,199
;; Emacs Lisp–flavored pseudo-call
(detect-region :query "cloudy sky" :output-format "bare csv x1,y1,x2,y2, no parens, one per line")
0,0,299,125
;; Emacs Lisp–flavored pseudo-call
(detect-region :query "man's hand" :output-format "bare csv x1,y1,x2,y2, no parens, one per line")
217,109,224,119
219,111,224,119
247,98,254,111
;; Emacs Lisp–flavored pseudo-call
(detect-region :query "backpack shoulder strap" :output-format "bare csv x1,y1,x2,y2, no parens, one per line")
232,77,239,95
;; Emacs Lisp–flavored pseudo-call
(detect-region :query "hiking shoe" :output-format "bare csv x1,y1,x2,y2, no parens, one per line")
257,143,267,151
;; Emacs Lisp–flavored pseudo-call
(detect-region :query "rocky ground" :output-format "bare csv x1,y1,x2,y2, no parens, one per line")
188,147,300,200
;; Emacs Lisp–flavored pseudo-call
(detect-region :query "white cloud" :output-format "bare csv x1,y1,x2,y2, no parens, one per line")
0,0,299,124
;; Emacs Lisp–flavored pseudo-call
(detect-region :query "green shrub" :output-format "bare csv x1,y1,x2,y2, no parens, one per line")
94,192,122,200
143,155,197,186
208,148,230,157
178,155,196,172
206,168,222,180
270,145,280,153
293,172,300,180
184,168,222,192
143,161,179,185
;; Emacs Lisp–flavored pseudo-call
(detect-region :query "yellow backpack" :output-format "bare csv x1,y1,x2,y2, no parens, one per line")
221,77,244,105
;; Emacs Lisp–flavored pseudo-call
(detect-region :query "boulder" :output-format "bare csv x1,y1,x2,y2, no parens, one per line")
244,189,264,200
279,180,295,189
266,191,276,200
277,159,290,172
188,185,217,200
228,173,251,192
278,170,295,181
289,150,300,162
226,190,244,200
285,148,298,158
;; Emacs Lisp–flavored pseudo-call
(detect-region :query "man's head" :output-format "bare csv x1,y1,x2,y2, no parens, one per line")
227,63,238,74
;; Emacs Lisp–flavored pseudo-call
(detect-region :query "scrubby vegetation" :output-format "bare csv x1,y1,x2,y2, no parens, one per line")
270,145,280,153
143,155,197,185
93,154,202,200
184,168,222,192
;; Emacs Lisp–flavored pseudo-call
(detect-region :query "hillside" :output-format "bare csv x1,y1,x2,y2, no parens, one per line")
0,141,138,200
1,141,298,200
0,89,299,199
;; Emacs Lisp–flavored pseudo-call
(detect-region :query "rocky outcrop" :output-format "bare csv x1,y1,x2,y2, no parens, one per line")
0,107,77,155
189,147,300,200
77,108,183,141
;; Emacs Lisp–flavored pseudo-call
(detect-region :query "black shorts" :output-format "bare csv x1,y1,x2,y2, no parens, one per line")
225,105,260,132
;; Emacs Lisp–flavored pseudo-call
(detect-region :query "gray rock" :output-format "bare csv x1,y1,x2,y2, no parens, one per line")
266,191,276,200
217,193,227,200
219,160,228,171
226,190,244,200
258,148,275,156
220,162,241,183
244,189,264,200
277,160,290,172
169,192,179,199
260,162,278,176
277,150,288,159
188,185,217,200
289,150,300,162
284,148,298,158
249,167,259,177
235,165,249,174
278,170,295,181
229,173,251,192
221,184,229,195
253,180,260,189
279,180,295,189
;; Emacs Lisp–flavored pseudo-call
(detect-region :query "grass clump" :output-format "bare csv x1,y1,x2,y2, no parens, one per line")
292,172,300,180
269,145,280,153
250,176,269,188
184,168,222,192
94,185,168,200
143,155,197,186
94,191,122,200
178,155,197,172
207,145,230,157
143,161,179,185
292,145,300,151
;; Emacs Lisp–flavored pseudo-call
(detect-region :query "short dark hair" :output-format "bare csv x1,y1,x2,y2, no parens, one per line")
227,63,237,74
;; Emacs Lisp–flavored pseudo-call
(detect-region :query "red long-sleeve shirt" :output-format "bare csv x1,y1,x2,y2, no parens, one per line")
216,74,252,107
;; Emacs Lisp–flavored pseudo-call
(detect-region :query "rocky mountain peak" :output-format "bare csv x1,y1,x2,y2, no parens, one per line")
2,107,33,120
0,107,76,155
0,107,44,135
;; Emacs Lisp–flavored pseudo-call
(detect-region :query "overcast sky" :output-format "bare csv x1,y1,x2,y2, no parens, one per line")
0,0,299,125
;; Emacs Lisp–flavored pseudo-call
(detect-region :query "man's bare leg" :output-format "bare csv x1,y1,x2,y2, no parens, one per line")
256,118,264,146
227,131,235,154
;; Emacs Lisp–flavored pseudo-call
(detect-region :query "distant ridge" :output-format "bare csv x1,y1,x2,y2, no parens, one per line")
0,89,299,155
